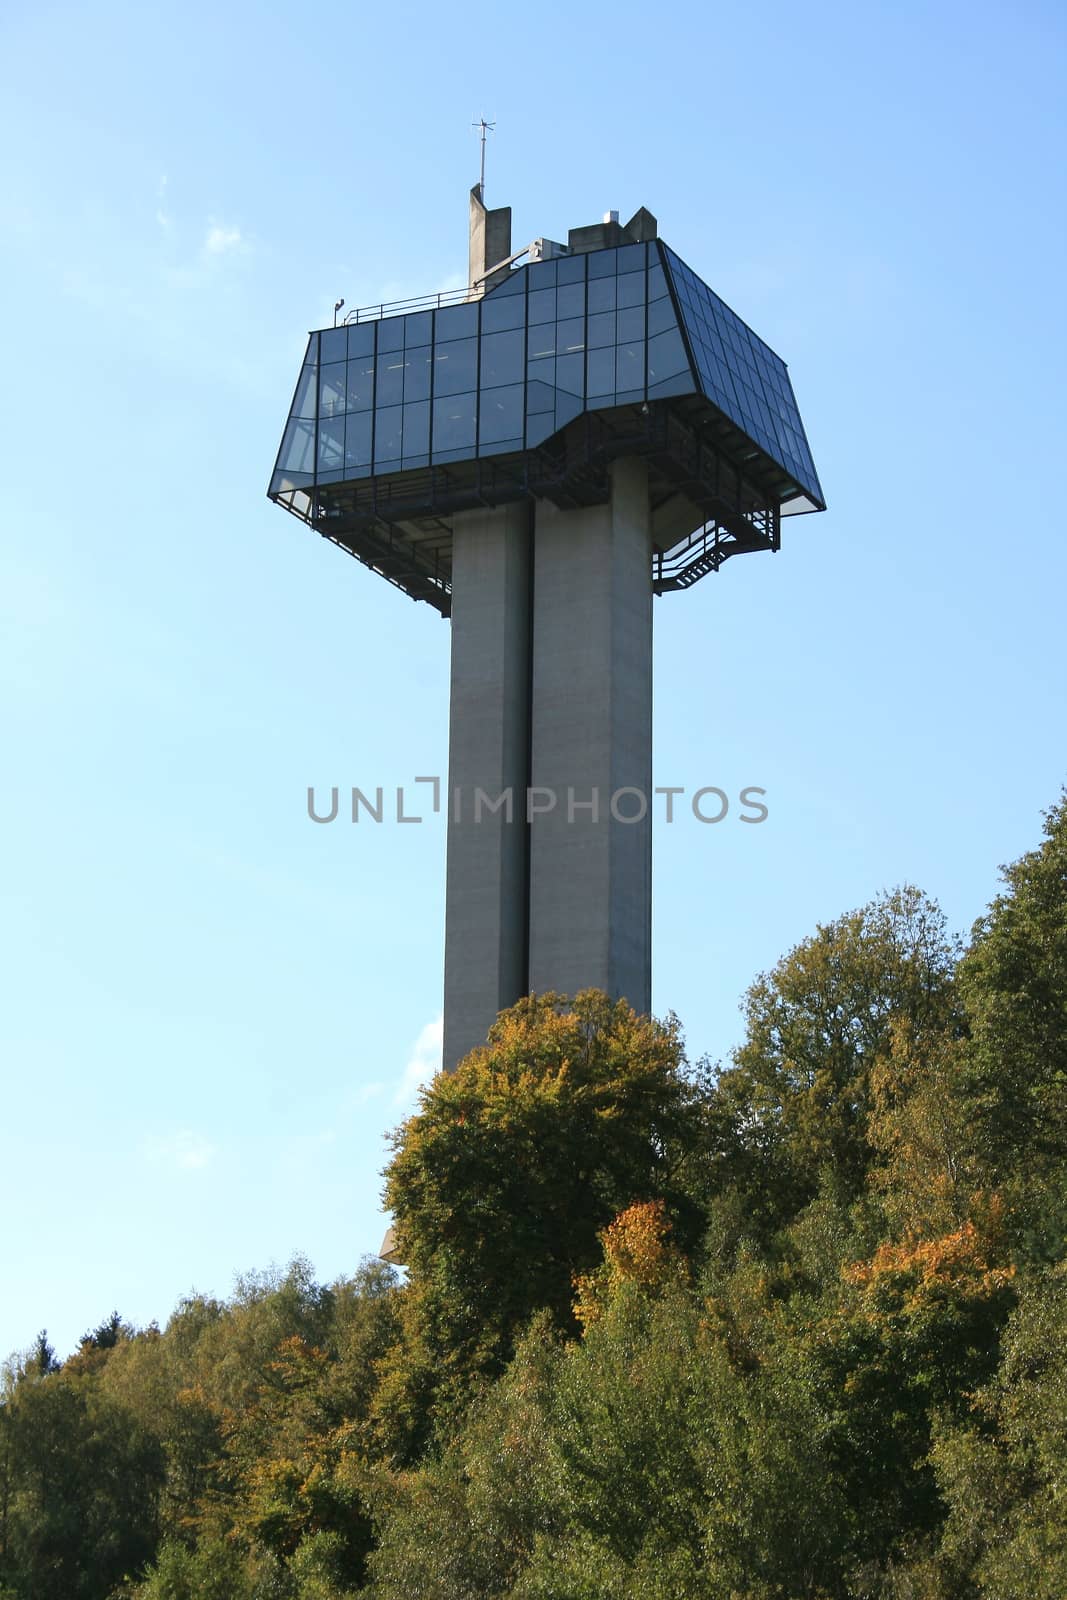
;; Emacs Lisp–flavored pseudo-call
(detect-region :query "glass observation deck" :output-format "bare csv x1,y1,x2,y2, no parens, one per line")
268,239,825,613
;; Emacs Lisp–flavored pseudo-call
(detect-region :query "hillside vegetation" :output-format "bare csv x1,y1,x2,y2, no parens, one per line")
3,797,1066,1599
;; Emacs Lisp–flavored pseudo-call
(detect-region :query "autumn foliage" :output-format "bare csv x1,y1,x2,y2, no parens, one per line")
2,795,1066,1598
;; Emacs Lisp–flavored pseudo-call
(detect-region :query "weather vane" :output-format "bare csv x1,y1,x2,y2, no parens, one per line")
472,116,495,201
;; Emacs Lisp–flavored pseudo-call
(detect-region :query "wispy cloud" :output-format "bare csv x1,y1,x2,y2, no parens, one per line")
203,222,243,256
142,1129,217,1172
394,1016,443,1107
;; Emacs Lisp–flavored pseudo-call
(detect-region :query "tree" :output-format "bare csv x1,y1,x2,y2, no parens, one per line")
867,1019,973,1239
80,1310,125,1352
377,990,704,1452
957,793,1067,1254
367,1319,562,1600
572,1199,686,1331
516,1270,848,1598
0,1373,164,1599
25,1336,58,1380
931,1265,1067,1598
703,886,961,1235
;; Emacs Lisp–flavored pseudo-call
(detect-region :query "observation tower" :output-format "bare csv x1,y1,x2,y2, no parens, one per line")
269,189,825,1072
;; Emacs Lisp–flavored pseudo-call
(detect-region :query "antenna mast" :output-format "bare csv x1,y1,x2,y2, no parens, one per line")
472,116,495,200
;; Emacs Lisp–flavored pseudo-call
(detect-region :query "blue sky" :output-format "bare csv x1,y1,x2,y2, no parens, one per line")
1,0,1064,1363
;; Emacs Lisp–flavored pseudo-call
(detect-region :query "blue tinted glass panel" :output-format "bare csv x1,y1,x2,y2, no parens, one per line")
556,317,585,354
479,384,523,444
347,322,375,357
617,304,645,343
527,258,557,287
344,411,372,472
487,268,525,296
375,404,403,463
616,344,643,394
588,312,615,349
587,276,617,314
402,400,430,457
405,311,432,346
556,281,585,319
617,242,646,274
526,260,556,290
320,327,347,363
318,415,344,472
320,363,347,416
481,293,525,333
588,247,616,278
376,352,406,407
432,392,476,453
556,253,585,284
647,326,691,386
434,338,477,395
377,318,404,353
405,347,431,401
556,352,584,396
526,379,555,415
587,346,614,397
347,357,374,410
617,271,645,308
528,325,556,359
528,288,556,324
435,302,479,341
279,419,316,475
648,296,678,337
527,360,554,395
481,328,524,386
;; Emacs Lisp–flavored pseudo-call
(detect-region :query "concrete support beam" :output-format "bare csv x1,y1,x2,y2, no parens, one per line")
526,457,653,1013
442,502,531,1069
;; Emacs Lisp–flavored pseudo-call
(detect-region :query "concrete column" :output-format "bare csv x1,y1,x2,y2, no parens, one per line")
527,457,653,1013
442,502,532,1069
468,186,512,296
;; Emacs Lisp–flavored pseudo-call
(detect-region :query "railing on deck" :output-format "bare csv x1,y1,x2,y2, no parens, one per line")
343,285,475,326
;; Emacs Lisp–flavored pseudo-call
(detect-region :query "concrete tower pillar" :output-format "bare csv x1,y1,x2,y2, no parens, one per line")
442,460,653,1070
527,456,653,1013
442,502,532,1070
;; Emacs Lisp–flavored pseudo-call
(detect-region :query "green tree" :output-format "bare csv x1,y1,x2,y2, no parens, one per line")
931,1265,1067,1597
367,1318,562,1600
24,1335,58,1379
957,793,1067,1255
0,1371,164,1600
704,886,960,1237
377,990,704,1455
519,1265,847,1598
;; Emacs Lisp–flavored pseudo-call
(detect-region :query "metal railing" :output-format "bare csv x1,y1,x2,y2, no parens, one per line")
342,285,476,326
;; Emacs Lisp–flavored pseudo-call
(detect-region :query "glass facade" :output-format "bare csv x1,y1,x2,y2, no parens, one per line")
661,245,823,508
270,240,823,512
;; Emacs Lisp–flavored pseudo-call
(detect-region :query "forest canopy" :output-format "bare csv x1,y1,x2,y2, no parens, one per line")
2,795,1065,1599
